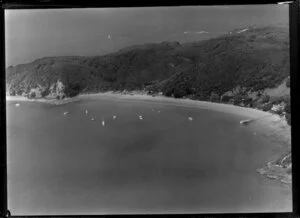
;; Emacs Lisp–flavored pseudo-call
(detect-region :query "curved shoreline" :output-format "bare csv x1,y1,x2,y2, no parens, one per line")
6,92,291,145
6,92,288,124
6,92,291,184
79,92,278,118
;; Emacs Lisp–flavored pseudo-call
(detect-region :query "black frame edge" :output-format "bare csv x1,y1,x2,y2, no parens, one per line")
0,6,8,218
0,1,297,9
290,0,300,216
0,1,298,217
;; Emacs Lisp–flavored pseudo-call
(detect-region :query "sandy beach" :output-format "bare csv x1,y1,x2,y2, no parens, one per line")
6,95,80,105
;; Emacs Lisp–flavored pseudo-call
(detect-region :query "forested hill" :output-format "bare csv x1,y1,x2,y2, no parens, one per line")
6,25,290,119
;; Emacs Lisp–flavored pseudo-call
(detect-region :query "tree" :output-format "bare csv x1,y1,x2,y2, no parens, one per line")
64,83,81,97
261,94,270,103
16,89,23,96
164,87,173,97
257,91,262,97
173,88,185,98
210,92,220,102
233,95,243,105
185,87,194,96
41,88,50,98
29,92,36,99
243,97,253,107
221,95,232,102
10,90,16,96
262,102,273,111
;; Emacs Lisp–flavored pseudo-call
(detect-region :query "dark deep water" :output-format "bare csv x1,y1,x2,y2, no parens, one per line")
6,98,292,215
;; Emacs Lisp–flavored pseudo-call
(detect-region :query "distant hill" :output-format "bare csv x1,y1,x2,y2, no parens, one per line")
6,25,290,122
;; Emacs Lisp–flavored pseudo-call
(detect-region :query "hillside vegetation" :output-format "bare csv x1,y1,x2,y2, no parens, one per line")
6,25,290,123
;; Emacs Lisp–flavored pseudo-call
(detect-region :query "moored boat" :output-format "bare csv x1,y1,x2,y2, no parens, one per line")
240,119,252,125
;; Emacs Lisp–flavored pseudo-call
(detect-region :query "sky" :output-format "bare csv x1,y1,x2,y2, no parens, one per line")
5,5,288,66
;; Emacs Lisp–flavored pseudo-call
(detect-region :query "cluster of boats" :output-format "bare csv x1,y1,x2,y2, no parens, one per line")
61,109,195,126
16,101,250,126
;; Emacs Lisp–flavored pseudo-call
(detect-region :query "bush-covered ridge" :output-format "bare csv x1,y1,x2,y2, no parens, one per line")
6,25,290,120
6,25,289,96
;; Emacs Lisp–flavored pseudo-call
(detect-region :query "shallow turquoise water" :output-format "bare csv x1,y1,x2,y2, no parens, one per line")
6,98,292,215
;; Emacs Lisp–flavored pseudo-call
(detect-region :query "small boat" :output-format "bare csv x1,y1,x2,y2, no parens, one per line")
240,119,252,125
188,117,193,121
15,103,20,107
63,112,69,115
91,118,95,121
85,110,88,115
139,115,143,120
113,115,117,120
102,121,105,126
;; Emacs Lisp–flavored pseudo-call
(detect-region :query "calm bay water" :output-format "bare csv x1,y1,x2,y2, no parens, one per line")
6,98,292,215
